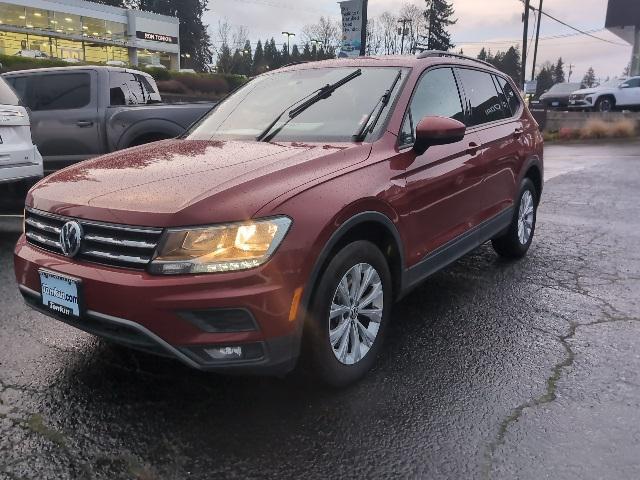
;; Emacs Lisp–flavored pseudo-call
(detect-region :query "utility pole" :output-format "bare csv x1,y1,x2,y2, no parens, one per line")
521,0,531,89
360,0,368,56
567,63,574,82
531,0,543,81
282,31,295,54
398,18,411,55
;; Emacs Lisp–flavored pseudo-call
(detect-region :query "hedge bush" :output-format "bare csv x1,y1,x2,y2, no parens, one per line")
0,54,248,100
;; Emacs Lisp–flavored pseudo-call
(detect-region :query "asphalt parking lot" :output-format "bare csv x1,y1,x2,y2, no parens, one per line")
1,141,639,480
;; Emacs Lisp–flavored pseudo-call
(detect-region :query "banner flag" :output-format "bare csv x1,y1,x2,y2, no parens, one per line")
339,0,365,58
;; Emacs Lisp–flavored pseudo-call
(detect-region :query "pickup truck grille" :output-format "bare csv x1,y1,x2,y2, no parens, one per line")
24,208,163,270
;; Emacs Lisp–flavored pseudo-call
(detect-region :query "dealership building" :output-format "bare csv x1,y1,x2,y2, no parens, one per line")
0,0,180,69
606,0,640,76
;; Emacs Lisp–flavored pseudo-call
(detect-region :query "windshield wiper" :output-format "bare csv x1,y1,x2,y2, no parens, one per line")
256,69,362,143
353,70,403,142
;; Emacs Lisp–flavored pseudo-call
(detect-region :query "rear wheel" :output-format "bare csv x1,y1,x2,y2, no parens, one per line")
492,178,537,259
304,241,392,387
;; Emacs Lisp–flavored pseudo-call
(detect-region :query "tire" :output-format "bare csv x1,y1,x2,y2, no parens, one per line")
595,96,615,112
303,241,393,387
492,178,537,259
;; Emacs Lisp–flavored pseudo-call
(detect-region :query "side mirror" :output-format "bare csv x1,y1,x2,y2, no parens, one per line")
414,116,466,155
620,83,630,89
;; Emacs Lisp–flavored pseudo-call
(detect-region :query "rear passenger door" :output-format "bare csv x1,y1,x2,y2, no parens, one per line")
8,70,101,172
455,68,523,222
394,67,485,265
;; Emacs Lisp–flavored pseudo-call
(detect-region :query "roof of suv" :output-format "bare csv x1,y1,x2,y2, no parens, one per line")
277,53,502,74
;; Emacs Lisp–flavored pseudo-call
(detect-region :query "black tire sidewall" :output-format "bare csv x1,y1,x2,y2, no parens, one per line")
305,240,393,387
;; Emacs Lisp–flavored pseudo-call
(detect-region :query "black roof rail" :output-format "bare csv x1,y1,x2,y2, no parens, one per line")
415,48,495,69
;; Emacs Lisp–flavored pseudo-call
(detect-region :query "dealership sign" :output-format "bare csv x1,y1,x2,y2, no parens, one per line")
136,31,178,44
339,0,365,58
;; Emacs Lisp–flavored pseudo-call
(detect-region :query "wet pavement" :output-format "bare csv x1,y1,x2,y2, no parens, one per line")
1,141,639,479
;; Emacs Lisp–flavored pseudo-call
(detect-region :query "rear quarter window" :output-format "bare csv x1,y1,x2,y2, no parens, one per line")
494,75,522,116
456,68,509,126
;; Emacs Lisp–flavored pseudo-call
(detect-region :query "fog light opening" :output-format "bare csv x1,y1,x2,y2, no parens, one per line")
204,345,243,360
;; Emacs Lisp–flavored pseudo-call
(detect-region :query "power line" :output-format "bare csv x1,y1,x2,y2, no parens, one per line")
517,0,628,47
455,28,611,45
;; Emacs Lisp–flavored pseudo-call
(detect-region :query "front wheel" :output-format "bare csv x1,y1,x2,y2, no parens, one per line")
492,178,538,259
595,96,615,112
304,241,392,387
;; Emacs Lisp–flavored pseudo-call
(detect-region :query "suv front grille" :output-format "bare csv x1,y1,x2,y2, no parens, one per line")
24,208,163,270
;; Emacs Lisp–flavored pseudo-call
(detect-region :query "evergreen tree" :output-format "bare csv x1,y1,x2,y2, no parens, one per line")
302,43,312,61
231,49,243,74
477,47,487,61
269,38,281,69
582,67,596,88
535,66,555,98
238,40,252,76
291,44,301,64
499,46,521,84
216,43,233,74
423,0,457,51
137,0,211,71
253,40,265,75
281,43,290,66
311,44,318,61
553,58,565,83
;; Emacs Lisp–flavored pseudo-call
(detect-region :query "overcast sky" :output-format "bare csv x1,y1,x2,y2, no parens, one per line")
204,0,632,81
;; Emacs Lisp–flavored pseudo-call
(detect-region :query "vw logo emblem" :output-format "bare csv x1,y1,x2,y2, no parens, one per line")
59,221,83,258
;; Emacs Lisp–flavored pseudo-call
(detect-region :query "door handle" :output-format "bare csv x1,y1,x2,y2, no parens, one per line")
76,121,94,128
513,127,524,138
466,141,480,156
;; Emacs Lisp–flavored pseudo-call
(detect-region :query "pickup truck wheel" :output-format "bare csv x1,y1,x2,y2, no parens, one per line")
492,178,537,259
304,241,392,387
595,96,615,112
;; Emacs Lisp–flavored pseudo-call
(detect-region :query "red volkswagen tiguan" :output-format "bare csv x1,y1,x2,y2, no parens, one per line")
15,52,543,386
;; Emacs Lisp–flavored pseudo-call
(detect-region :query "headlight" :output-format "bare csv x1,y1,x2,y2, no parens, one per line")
149,217,292,275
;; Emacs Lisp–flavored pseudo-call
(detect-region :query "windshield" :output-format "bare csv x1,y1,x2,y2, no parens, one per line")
187,67,406,143
548,83,582,94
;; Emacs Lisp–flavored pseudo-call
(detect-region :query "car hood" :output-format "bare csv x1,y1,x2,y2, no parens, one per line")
28,139,371,227
571,87,608,96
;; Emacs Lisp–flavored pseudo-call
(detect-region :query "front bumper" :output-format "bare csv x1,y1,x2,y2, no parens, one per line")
14,236,304,375
568,99,593,109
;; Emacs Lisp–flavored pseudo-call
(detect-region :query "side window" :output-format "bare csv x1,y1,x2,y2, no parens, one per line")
622,78,640,88
400,68,464,145
494,75,521,116
110,72,147,106
30,73,90,111
456,68,508,126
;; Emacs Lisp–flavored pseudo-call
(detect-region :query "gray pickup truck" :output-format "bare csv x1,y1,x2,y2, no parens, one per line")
3,66,214,172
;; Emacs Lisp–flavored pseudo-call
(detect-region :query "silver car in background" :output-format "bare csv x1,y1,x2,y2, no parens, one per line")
0,77,43,185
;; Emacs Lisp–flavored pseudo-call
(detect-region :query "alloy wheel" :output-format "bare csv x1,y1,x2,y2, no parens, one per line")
328,263,384,365
517,190,535,245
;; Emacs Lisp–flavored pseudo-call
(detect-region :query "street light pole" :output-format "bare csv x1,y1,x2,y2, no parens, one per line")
282,31,295,54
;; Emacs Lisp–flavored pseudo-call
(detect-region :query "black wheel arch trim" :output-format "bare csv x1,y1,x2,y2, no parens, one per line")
299,211,406,319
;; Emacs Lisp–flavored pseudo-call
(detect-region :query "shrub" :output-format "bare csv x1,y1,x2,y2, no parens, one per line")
156,79,189,95
0,53,69,72
609,119,636,138
558,127,579,140
580,120,609,139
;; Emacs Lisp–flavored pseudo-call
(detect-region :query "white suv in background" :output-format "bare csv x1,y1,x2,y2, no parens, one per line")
569,77,640,112
0,77,43,185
